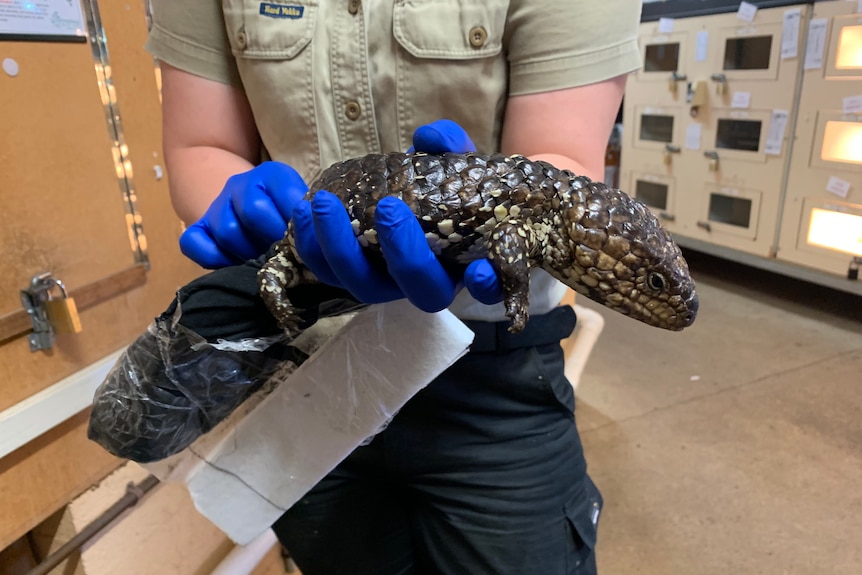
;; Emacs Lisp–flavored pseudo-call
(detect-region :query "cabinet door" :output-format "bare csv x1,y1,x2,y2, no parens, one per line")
0,0,203,551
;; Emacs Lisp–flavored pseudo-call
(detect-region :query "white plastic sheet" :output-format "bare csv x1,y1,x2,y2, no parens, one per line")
144,300,474,544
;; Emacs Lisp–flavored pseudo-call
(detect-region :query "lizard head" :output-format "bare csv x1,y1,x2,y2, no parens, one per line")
554,184,698,331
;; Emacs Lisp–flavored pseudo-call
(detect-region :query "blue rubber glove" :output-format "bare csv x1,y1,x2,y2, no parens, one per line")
408,118,477,154
294,119,503,310
179,162,307,269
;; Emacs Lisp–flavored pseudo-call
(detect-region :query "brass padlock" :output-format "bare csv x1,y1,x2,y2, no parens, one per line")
711,73,727,95
704,150,719,172
663,144,680,165
45,280,83,334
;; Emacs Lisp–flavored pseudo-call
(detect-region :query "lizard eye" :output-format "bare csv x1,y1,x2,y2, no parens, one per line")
647,272,667,291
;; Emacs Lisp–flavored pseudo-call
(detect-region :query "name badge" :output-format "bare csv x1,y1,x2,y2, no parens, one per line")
260,3,304,18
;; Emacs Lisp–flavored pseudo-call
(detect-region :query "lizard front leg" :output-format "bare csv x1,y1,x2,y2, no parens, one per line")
258,233,305,335
486,220,539,333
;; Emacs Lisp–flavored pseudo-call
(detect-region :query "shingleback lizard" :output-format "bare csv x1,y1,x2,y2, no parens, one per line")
258,151,699,334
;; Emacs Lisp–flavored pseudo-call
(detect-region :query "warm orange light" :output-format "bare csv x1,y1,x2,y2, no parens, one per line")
821,121,862,165
807,208,862,256
836,25,862,69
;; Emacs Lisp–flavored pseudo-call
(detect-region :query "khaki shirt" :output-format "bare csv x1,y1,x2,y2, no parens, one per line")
147,0,642,321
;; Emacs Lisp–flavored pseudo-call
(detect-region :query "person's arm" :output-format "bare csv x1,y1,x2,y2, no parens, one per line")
160,62,261,224
500,75,628,183
159,62,307,268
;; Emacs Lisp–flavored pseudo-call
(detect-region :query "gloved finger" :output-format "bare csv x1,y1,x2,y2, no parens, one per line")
178,223,241,269
207,193,263,262
464,259,504,305
292,199,343,288
256,161,308,222
229,165,308,249
227,185,289,249
375,197,458,313
311,191,404,304
410,119,477,154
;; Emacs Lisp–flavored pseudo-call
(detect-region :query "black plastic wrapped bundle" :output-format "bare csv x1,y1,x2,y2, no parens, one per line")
87,251,363,463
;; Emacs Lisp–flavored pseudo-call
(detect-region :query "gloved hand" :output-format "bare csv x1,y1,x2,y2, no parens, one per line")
293,119,503,311
179,162,307,269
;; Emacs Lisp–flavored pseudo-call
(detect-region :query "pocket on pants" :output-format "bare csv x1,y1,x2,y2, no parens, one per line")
564,477,603,574
528,343,576,415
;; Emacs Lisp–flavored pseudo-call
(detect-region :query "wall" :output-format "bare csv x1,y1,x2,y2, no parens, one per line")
0,0,233,569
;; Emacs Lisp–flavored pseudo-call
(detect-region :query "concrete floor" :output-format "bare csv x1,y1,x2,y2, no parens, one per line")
575,250,862,575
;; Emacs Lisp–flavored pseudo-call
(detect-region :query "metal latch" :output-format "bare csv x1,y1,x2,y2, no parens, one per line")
668,71,687,93
663,144,681,165
849,256,862,280
20,272,83,352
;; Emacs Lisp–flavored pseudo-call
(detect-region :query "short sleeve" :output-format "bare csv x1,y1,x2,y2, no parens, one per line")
145,0,242,86
505,0,643,96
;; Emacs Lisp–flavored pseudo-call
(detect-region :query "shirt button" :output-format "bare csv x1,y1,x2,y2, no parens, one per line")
237,29,248,49
348,0,360,15
468,26,487,48
345,100,361,120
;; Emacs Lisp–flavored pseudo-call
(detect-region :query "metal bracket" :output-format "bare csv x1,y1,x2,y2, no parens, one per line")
19,272,68,352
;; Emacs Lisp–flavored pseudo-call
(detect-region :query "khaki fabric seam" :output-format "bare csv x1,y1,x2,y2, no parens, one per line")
147,23,240,86
509,40,641,96
510,37,636,68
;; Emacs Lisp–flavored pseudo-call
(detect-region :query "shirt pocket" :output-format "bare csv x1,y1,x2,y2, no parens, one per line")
393,0,506,59
221,0,321,180
392,0,510,153
224,0,316,57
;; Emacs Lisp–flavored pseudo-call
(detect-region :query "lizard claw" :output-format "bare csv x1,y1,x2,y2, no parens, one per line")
504,299,529,334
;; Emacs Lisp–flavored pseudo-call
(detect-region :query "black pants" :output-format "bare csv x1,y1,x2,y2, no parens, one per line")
272,306,602,574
